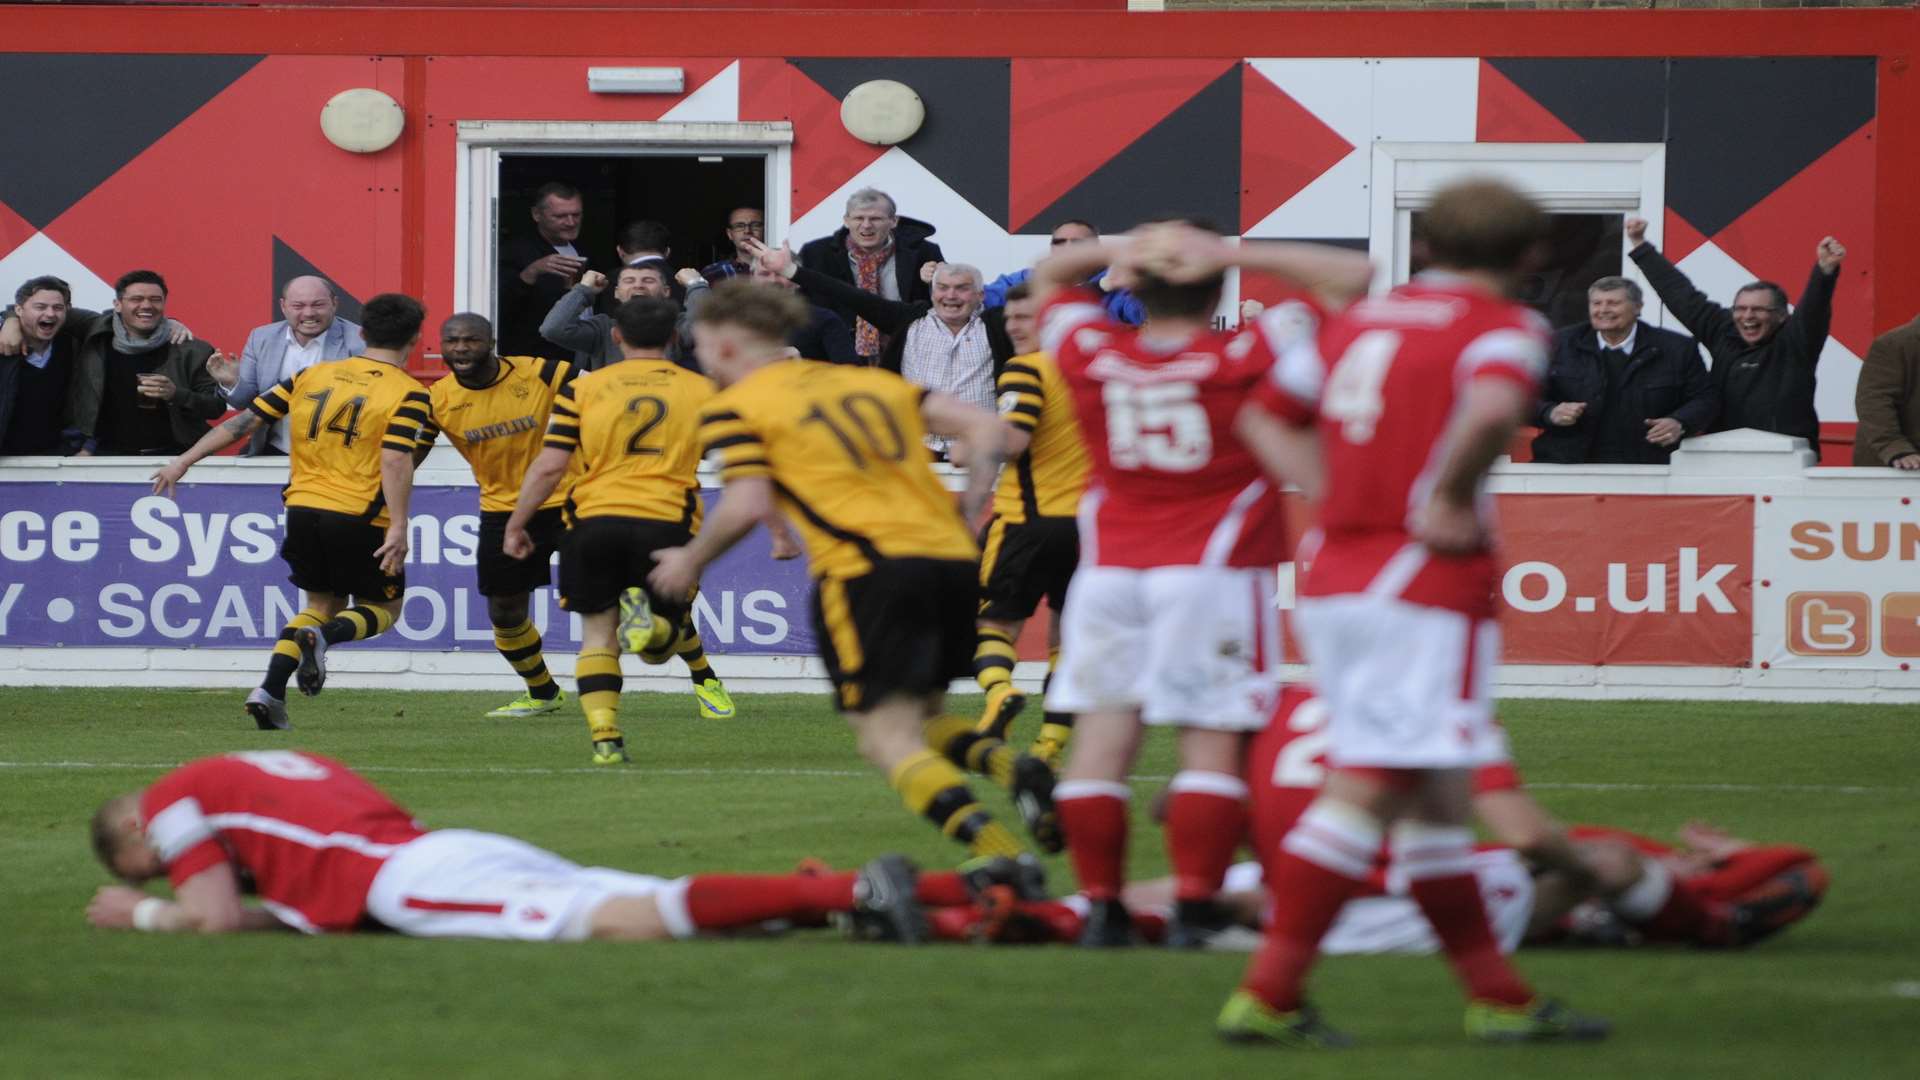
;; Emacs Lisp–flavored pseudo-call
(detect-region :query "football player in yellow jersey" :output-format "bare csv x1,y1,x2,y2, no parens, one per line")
504,297,720,764
649,281,1064,863
413,313,574,720
970,282,1090,768
151,293,432,730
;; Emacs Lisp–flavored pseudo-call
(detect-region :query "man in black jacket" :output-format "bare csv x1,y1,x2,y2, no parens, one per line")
796,187,944,363
1532,276,1717,465
497,182,593,362
1626,216,1844,449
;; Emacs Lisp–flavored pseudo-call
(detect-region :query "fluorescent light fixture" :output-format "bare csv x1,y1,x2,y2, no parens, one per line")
697,156,724,164
587,67,685,95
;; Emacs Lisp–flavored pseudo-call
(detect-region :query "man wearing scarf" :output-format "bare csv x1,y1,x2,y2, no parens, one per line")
67,270,223,456
797,188,944,364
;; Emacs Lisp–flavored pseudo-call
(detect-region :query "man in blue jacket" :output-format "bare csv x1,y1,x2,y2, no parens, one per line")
1531,276,1717,464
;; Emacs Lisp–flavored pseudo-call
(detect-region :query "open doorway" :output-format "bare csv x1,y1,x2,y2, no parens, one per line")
497,153,765,281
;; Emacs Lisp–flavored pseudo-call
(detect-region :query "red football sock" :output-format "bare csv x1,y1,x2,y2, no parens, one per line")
1395,824,1532,1007
1239,801,1381,1012
915,871,972,907
682,872,857,930
1165,771,1249,901
1057,780,1130,901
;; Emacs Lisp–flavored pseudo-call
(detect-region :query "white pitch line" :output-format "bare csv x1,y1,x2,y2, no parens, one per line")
0,760,1909,795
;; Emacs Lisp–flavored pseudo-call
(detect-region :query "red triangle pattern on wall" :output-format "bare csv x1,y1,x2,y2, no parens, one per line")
1474,60,1582,144
1239,62,1355,233
1010,57,1236,233
741,58,889,221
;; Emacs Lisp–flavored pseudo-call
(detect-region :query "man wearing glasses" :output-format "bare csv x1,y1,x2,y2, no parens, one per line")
701,208,765,284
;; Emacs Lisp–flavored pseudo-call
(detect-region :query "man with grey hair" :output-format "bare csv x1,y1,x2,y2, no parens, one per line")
797,187,945,363
752,240,1010,458
208,275,364,456
1531,273,1715,465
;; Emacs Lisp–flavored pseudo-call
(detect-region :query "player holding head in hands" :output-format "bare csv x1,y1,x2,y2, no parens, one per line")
1220,178,1609,1046
1023,221,1371,949
648,281,1064,865
149,294,432,732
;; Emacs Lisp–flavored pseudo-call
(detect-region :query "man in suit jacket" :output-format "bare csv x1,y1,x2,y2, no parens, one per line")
498,182,592,362
209,276,365,455
1853,315,1920,470
1532,276,1717,465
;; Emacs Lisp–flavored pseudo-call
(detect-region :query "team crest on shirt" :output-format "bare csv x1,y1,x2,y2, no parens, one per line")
509,381,531,399
996,391,1019,416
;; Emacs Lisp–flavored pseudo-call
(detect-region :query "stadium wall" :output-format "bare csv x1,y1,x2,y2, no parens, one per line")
2,6,1917,464
3,432,1916,703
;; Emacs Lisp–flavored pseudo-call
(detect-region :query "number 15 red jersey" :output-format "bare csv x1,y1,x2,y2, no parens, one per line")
1041,287,1300,570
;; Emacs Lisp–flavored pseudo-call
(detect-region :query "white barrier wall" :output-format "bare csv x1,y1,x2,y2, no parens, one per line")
2,432,1916,703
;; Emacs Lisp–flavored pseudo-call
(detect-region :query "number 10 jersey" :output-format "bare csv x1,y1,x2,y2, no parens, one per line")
700,360,976,580
1040,287,1289,570
249,356,431,528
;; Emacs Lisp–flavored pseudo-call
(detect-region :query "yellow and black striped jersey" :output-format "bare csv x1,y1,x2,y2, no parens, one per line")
701,360,976,580
993,349,1089,523
544,358,714,527
418,356,573,513
250,356,430,528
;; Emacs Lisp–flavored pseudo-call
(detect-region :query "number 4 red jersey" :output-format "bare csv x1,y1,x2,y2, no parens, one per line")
1041,287,1299,569
1254,274,1549,614
139,751,427,933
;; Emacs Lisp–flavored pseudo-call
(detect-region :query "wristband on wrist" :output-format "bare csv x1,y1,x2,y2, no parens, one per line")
132,897,168,932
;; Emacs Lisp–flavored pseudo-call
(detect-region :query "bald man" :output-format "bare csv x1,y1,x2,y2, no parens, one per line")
209,276,366,456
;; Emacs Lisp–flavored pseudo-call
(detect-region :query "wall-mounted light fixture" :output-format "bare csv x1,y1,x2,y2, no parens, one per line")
841,80,925,146
320,88,405,153
587,67,686,95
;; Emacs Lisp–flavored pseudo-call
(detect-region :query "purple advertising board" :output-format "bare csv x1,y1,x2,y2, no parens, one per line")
0,482,815,654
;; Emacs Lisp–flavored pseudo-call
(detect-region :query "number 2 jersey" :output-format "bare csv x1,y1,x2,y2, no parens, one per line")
700,360,976,580
544,358,714,528
249,357,432,528
139,751,426,933
1039,287,1287,569
1253,274,1549,614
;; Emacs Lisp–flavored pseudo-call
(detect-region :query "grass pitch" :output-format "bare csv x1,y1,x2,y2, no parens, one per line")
2,688,1915,1079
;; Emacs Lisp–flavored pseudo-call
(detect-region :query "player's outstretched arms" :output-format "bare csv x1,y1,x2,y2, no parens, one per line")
151,411,262,497
923,392,1006,521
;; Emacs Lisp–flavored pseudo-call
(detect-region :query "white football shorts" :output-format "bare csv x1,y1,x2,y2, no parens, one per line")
1046,565,1282,731
366,829,694,941
1292,593,1508,769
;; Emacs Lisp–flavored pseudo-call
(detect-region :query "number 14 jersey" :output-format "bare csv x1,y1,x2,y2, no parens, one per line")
250,356,431,528
1040,287,1289,569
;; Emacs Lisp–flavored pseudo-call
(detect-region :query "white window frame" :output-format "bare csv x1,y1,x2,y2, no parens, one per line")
454,120,794,324
1367,141,1672,325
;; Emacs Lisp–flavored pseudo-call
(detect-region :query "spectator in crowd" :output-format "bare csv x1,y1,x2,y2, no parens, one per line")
539,260,709,372
498,182,590,361
749,254,858,363
68,270,223,456
797,188,944,363
205,276,364,456
982,220,1144,326
1627,216,1844,449
701,207,764,284
753,240,1009,456
1853,313,1920,470
1530,276,1716,465
0,278,194,454
0,276,81,455
615,219,673,268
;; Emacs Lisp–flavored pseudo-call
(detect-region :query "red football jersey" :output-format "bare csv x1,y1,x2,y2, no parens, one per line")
1247,685,1521,857
1256,274,1549,614
1041,287,1290,569
139,751,427,933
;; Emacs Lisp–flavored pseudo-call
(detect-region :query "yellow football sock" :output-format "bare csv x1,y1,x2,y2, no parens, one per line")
493,620,557,698
576,647,623,742
888,749,1024,858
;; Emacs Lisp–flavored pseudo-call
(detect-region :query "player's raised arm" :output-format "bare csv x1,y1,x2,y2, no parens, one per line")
920,390,1006,521
1028,237,1127,307
1232,241,1374,310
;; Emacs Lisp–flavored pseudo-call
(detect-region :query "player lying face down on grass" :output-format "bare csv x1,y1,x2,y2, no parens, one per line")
85,750,1030,943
